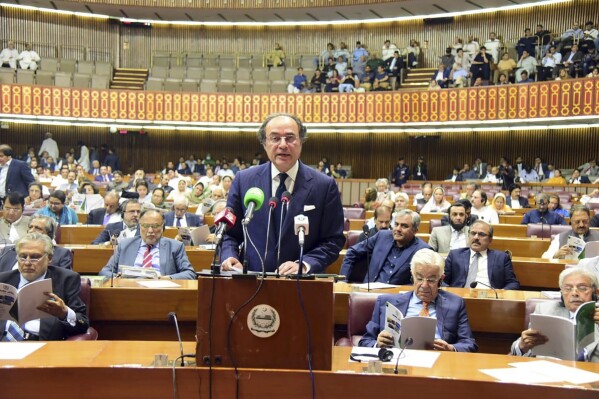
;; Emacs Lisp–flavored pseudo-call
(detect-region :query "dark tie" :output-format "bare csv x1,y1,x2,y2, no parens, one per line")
465,252,481,287
275,173,288,200
176,217,181,227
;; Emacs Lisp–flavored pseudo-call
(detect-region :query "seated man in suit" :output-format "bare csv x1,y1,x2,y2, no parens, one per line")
0,192,31,243
542,205,599,259
164,198,201,227
429,203,470,254
521,193,566,225
0,215,72,272
359,248,478,352
0,233,88,341
444,220,520,290
93,166,113,183
569,169,591,184
86,191,122,226
357,205,392,244
91,199,141,245
505,184,530,209
341,209,431,285
99,209,196,279
511,267,599,356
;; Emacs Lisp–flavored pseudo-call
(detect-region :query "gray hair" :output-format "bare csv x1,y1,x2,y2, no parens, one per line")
535,193,549,204
29,214,57,239
559,267,599,289
257,113,307,144
173,197,189,208
395,209,421,230
470,219,494,238
410,248,444,275
375,178,389,187
16,233,54,258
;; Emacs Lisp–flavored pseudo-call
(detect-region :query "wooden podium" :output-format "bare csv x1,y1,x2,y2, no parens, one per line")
196,276,333,370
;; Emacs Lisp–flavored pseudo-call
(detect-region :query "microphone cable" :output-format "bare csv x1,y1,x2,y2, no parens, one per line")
295,244,315,399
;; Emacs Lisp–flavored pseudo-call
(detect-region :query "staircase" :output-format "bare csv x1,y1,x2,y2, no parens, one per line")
401,68,436,90
110,68,148,90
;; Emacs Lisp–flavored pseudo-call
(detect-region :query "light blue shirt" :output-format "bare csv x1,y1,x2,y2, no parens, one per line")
406,293,441,339
134,242,160,272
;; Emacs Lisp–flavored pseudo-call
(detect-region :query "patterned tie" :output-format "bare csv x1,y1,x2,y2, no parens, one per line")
2,320,25,341
419,302,430,317
141,244,153,268
465,252,481,287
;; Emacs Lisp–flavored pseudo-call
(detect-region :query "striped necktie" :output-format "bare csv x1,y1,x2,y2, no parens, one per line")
141,245,153,268
2,320,25,341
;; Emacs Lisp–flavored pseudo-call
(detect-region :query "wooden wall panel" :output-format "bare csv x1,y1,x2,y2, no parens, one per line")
2,1,598,68
2,125,598,180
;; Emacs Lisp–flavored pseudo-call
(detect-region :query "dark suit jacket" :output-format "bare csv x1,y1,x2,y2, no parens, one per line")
358,290,478,352
341,230,431,285
87,208,106,225
506,196,530,208
222,161,345,273
164,212,201,227
570,176,591,184
93,174,113,182
444,248,520,289
91,221,139,244
446,173,464,182
5,158,35,196
0,245,72,272
0,266,88,340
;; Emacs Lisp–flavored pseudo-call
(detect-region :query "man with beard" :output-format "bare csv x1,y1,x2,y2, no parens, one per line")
444,220,520,290
429,203,470,254
440,199,478,227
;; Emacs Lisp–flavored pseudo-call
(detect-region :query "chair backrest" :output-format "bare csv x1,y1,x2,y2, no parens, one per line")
429,218,443,233
347,292,379,346
526,223,552,238
584,241,599,258
524,298,556,328
346,230,362,248
343,207,365,220
550,225,572,237
66,277,98,341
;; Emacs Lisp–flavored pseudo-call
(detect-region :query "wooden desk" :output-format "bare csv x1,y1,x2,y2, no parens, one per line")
59,225,181,245
2,342,597,399
417,234,550,257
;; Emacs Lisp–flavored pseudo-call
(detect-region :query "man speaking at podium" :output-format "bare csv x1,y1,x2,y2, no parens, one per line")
221,113,345,275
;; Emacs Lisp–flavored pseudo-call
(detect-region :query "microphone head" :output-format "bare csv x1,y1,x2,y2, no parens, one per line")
362,224,370,234
268,196,279,209
243,187,265,210
281,191,292,204
469,281,478,289
167,311,176,320
405,337,414,346
294,214,309,236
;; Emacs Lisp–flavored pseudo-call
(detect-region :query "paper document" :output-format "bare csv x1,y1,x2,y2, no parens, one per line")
541,291,561,300
0,283,18,321
479,367,563,384
191,224,210,245
119,265,161,279
510,360,599,385
0,342,46,360
400,316,437,350
566,235,586,260
137,280,181,288
530,301,596,360
17,278,53,324
384,301,403,347
352,282,398,290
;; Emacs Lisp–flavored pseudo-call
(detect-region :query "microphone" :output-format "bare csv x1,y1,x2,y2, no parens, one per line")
276,191,292,277
469,281,499,299
267,196,278,210
212,207,237,246
294,214,309,247
264,197,278,275
168,311,186,366
242,187,265,225
394,337,414,374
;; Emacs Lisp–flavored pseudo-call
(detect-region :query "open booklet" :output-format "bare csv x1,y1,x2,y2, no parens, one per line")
530,301,597,360
0,279,53,325
384,301,437,349
565,236,586,260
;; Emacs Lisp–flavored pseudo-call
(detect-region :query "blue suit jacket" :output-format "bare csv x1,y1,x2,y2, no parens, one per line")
164,212,201,227
6,158,34,196
444,248,520,289
91,221,139,244
358,291,478,352
0,245,72,272
221,161,345,273
521,210,565,225
341,230,431,285
99,237,196,279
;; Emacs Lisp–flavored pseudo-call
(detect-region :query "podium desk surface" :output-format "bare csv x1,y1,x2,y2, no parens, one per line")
1,342,598,399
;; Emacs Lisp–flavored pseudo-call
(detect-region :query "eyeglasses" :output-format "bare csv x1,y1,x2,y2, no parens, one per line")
3,207,22,213
562,285,592,294
141,223,162,230
414,276,440,285
469,231,489,238
267,135,299,145
49,201,63,207
17,253,47,264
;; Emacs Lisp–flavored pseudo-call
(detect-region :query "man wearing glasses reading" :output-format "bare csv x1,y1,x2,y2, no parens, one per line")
0,233,88,341
359,249,477,352
99,209,196,280
444,220,520,289
221,113,345,275
511,267,599,356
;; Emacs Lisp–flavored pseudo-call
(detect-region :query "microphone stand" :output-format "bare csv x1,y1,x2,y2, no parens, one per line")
276,195,290,279
362,225,371,291
393,337,413,374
